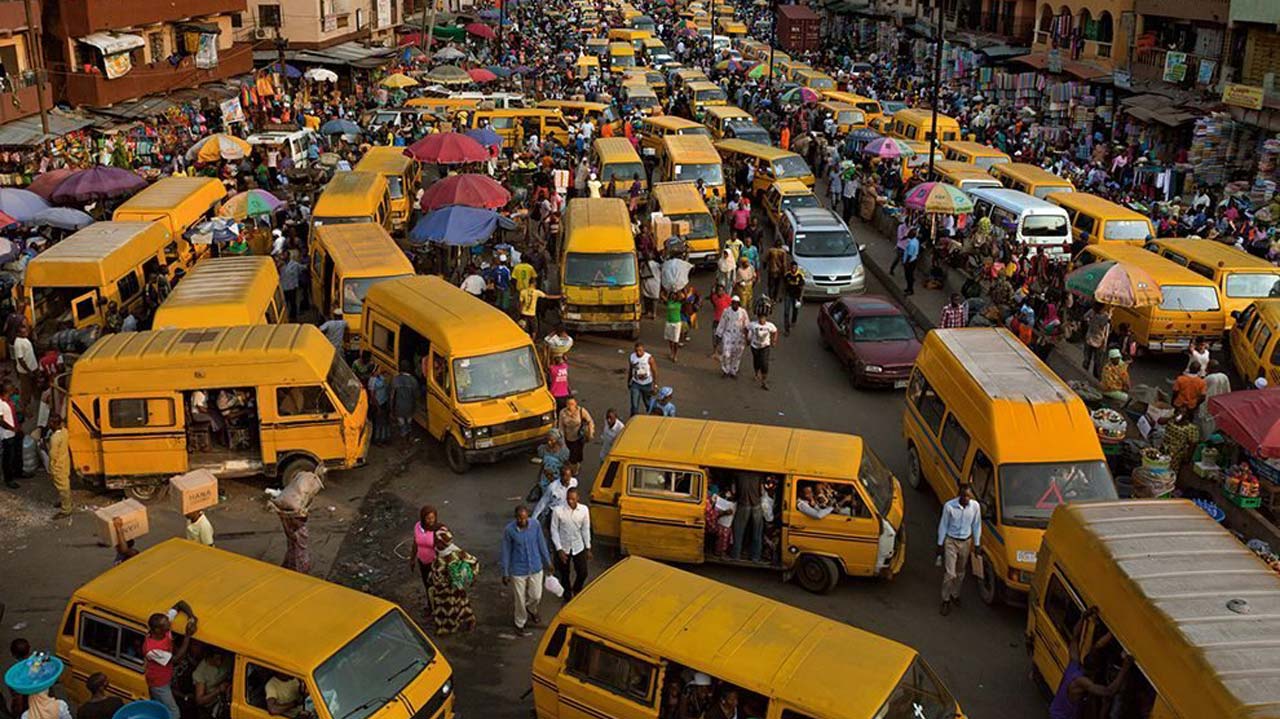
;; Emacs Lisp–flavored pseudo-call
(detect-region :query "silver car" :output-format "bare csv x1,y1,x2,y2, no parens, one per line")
778,207,866,298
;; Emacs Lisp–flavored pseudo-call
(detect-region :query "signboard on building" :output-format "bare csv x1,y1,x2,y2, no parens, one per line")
1162,51,1188,83
1222,83,1265,111
221,97,246,126
376,0,393,28
195,33,218,69
322,15,337,32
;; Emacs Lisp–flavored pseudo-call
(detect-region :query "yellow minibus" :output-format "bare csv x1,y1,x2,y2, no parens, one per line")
648,181,718,263
638,116,710,158
57,540,456,719
930,161,1003,192
353,146,420,232
466,108,571,149
362,276,554,473
715,138,814,193
311,171,391,236
559,198,641,336
657,135,725,198
592,138,647,197
762,178,819,226
1027,500,1280,719
904,328,1116,603
152,256,285,329
989,163,1074,199
816,101,867,133
1147,237,1280,328
1075,244,1226,352
889,108,961,142
1048,192,1154,246
590,416,905,590
608,41,637,72
111,176,225,271
24,221,174,336
532,557,967,719
795,68,836,91
1229,299,1280,385
66,324,369,498
940,140,1010,170
822,90,884,125
310,222,415,350
686,80,729,111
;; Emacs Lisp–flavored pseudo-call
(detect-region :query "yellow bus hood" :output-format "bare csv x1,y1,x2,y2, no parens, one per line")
564,284,640,304
458,389,555,427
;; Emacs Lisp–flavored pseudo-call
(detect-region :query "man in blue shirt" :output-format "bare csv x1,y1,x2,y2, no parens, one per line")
936,484,982,616
500,505,554,635
902,233,921,296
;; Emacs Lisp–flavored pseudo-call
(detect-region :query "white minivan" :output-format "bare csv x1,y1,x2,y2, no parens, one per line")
967,187,1072,259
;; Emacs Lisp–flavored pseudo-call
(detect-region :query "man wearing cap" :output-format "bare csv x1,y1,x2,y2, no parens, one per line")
648,386,676,416
715,296,750,379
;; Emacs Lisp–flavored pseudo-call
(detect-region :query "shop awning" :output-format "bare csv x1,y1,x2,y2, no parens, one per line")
88,80,244,123
254,42,397,70
1010,52,1111,81
78,32,145,55
1122,93,1201,127
177,21,222,34
980,44,1030,60
0,112,94,146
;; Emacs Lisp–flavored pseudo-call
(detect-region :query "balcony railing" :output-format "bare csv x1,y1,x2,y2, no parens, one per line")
62,41,252,108
1131,45,1218,83
0,72,54,124
52,0,246,38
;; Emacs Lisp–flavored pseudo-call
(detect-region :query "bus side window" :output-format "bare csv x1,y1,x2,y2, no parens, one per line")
1043,573,1084,640
969,451,996,519
907,371,946,436
565,634,657,705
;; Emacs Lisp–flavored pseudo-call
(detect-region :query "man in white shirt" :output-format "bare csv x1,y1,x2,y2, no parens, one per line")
12,325,37,416
549,487,592,600
747,312,778,391
0,382,17,488
936,484,982,616
460,268,487,297
534,465,577,521
318,311,347,351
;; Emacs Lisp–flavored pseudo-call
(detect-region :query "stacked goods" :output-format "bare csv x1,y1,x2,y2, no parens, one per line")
1091,408,1126,442
1223,463,1262,508
1133,448,1175,498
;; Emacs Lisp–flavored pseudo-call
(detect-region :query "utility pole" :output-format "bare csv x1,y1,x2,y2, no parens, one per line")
498,0,505,57
927,2,943,179
419,0,431,52
424,0,439,55
274,30,289,103
21,0,48,136
768,0,776,93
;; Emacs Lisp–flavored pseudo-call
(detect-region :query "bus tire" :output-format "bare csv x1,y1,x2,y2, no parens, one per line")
906,444,926,492
979,555,1004,605
795,555,839,594
445,436,470,474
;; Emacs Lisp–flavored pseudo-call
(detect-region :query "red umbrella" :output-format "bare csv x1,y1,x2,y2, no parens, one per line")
420,174,511,211
404,132,490,164
1208,389,1280,458
467,67,498,83
27,169,77,200
0,210,17,228
466,22,496,39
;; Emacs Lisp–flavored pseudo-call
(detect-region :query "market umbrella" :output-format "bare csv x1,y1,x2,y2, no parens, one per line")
465,22,497,39
189,218,240,245
715,58,749,73
1064,260,1163,308
1208,389,1280,458
187,133,252,162
218,189,285,219
433,46,468,62
26,169,76,199
401,45,427,62
304,67,338,83
0,210,17,228
511,65,534,76
485,64,512,78
747,62,773,79
265,62,302,78
432,26,467,41
0,188,50,222
404,132,489,164
49,166,147,204
420,174,511,211
849,128,882,142
468,67,498,83
409,206,513,246
425,64,473,85
862,137,914,159
477,7,500,19
320,118,362,135
903,182,974,215
381,72,419,89
30,207,94,230
780,86,821,104
465,126,502,149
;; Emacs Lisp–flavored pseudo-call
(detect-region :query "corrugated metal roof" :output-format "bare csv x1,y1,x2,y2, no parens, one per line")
0,112,94,147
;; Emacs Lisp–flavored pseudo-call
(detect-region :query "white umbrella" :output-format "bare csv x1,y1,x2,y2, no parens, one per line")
304,67,338,83
433,46,468,62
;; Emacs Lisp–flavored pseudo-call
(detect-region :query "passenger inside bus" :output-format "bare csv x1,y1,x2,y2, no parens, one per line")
656,664,768,719
186,388,259,452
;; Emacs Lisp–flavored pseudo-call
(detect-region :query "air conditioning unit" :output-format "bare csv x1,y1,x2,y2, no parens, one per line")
253,27,273,39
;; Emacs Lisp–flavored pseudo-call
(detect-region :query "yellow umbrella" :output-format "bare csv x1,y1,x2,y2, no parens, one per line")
186,133,252,163
381,72,419,89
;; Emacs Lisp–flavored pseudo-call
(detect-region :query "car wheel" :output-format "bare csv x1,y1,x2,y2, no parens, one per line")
125,482,164,503
906,444,926,491
795,555,840,594
978,554,1004,605
445,436,471,475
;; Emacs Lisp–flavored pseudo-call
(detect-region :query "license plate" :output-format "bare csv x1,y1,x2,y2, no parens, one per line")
893,380,908,389
564,312,581,320
475,438,494,449
826,286,840,294
642,147,655,156
1164,339,1190,350
1016,550,1038,564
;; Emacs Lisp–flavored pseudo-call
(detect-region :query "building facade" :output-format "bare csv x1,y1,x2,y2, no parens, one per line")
237,0,401,50
1030,0,1134,69
0,0,53,125
41,0,253,108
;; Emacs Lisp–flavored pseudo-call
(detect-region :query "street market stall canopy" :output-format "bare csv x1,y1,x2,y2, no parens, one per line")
78,32,145,55
420,174,511,211
1122,94,1201,127
87,81,242,124
1009,52,1111,82
409,205,515,246
1208,389,1280,459
252,42,398,69
0,111,94,147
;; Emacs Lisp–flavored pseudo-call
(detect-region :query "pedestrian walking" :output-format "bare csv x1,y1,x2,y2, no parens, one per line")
548,355,572,411
500,505,553,636
13,325,37,417
47,414,71,518
409,505,441,614
781,261,805,336
427,528,479,635
556,397,595,474
902,231,920,296
550,487,592,601
663,292,684,362
936,484,981,616
734,257,757,308
939,294,968,329
279,251,303,320
747,311,778,390
764,243,788,301
708,284,732,353
1081,304,1111,379
77,674,124,719
369,366,391,445
1,381,21,488
390,363,419,440
598,409,625,460
716,296,750,378
279,513,310,574
143,601,198,719
627,342,657,417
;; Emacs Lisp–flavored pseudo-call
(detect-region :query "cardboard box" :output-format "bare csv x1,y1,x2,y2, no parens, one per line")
671,220,691,237
170,469,219,515
95,499,149,546
653,215,674,243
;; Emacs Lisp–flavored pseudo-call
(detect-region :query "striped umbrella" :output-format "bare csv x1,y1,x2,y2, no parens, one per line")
903,182,973,215
780,86,821,104
862,137,914,159
218,189,285,219
187,133,252,162
1065,260,1163,308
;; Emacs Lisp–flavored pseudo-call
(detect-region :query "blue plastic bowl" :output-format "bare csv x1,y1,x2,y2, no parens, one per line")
112,700,172,719
4,655,63,695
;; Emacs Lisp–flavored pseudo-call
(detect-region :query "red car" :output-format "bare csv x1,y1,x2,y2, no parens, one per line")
817,295,921,388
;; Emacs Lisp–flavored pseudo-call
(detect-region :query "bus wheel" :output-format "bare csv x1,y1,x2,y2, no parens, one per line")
978,556,1004,605
795,555,839,594
125,482,164,503
280,457,318,487
906,444,926,491
445,436,470,475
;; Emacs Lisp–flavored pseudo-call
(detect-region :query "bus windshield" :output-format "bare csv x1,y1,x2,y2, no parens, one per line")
1225,273,1280,299
343,275,413,314
858,449,895,517
565,252,638,287
874,658,957,719
1159,285,1220,312
670,212,716,239
1102,219,1152,241
998,460,1116,528
600,161,646,184
673,163,723,184
454,346,543,402
773,155,812,179
315,611,436,719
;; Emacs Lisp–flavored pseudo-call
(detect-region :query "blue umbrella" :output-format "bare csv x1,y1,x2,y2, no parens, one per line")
189,218,240,245
266,62,302,78
409,206,514,246
485,64,512,78
321,119,362,135
31,207,94,230
0,188,50,222
465,127,502,149
478,7,500,19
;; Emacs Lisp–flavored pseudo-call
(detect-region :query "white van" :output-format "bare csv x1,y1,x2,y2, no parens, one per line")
245,128,316,169
967,187,1072,258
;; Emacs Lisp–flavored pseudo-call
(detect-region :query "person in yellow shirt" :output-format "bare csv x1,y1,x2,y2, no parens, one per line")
519,285,561,338
511,259,538,292
185,509,215,546
47,415,71,518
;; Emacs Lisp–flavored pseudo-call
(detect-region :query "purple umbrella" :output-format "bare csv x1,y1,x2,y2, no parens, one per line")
50,167,147,204
465,127,502,149
0,188,50,222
